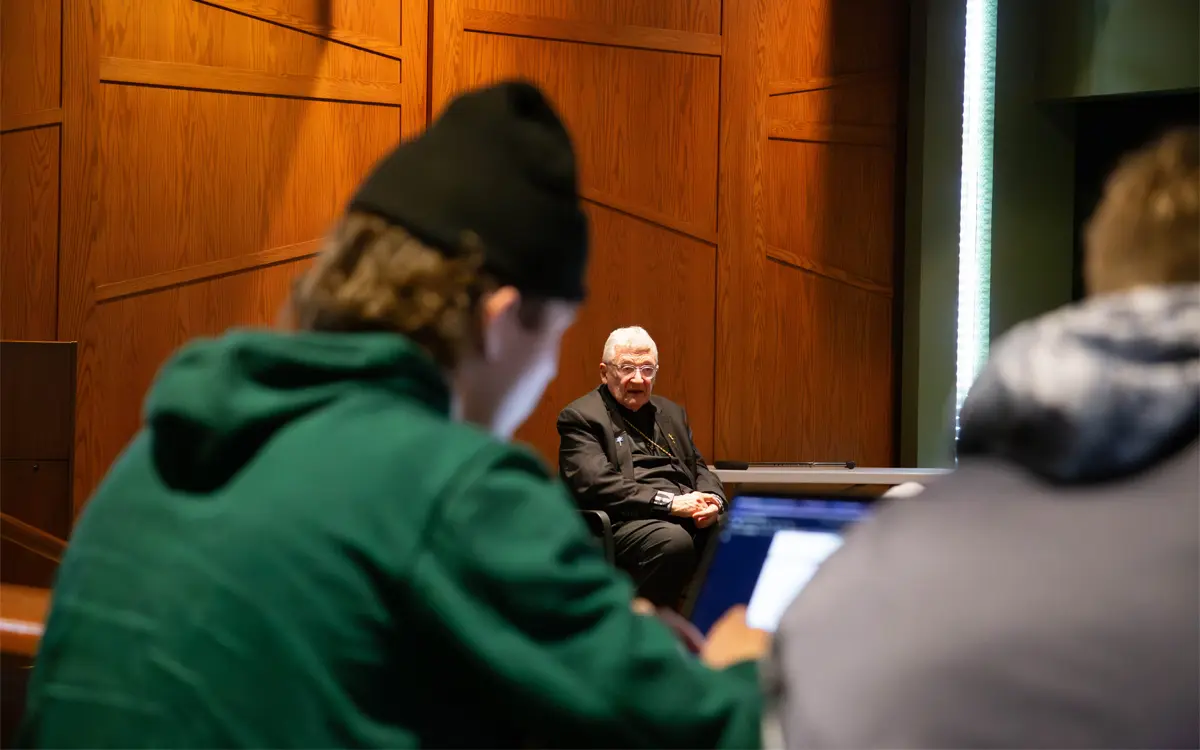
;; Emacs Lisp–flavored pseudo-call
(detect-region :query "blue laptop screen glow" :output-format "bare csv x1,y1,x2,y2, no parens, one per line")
689,496,871,635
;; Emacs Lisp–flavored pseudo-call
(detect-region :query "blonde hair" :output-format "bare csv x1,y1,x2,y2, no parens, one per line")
291,212,495,369
1085,127,1200,295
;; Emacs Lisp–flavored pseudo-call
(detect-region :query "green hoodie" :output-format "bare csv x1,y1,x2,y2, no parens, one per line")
19,330,761,748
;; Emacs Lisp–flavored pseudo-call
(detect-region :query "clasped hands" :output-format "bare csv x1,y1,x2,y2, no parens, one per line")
669,491,722,528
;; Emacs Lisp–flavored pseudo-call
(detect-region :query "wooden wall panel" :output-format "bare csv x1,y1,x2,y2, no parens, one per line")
713,0,905,466
767,76,898,123
767,0,902,84
756,263,894,464
432,0,907,467
713,0,768,464
1,0,64,341
461,33,720,238
0,342,75,462
519,202,718,462
0,128,59,340
764,139,895,290
1,461,71,587
83,261,310,487
0,340,76,594
0,0,62,122
103,0,400,81
0,0,909,512
436,2,722,465
53,0,429,506
470,0,721,34
92,87,397,283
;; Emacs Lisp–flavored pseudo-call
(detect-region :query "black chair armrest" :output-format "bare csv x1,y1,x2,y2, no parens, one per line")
578,510,615,563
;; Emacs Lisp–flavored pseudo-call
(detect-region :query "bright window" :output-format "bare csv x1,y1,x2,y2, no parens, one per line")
955,0,998,438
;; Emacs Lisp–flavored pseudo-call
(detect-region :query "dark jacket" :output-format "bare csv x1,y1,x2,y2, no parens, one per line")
769,284,1200,749
557,386,725,519
19,330,761,748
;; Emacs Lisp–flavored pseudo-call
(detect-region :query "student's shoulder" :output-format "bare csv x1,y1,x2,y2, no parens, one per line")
457,424,555,481
408,411,557,488
320,393,551,491
428,424,576,530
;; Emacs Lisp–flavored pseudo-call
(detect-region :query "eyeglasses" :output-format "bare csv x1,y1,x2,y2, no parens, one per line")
609,363,658,379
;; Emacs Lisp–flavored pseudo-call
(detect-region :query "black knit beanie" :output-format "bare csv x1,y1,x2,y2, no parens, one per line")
349,80,589,301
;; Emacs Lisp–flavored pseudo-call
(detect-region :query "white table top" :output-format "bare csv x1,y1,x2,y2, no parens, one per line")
711,466,950,487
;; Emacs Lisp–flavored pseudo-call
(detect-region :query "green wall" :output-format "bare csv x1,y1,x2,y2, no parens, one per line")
1041,0,1200,99
989,0,1078,341
898,0,965,468
898,0,1195,466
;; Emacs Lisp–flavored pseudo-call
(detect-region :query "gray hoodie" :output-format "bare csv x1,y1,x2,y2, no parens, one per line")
767,284,1200,749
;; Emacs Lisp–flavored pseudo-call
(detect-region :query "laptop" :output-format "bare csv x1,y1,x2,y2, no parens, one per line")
684,494,874,635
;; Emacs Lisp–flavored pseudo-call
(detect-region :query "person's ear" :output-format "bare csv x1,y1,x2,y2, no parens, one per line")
599,361,608,383
479,286,521,360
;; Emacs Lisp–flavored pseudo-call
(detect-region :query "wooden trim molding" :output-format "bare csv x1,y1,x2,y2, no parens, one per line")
766,245,892,297
0,584,48,656
0,108,63,134
0,512,67,564
193,0,404,60
581,188,718,245
713,0,768,459
767,119,895,148
399,0,429,139
767,70,892,97
96,239,322,303
91,199,711,305
99,58,403,107
463,9,722,57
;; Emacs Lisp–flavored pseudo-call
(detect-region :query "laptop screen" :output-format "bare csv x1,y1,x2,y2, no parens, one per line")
687,495,872,634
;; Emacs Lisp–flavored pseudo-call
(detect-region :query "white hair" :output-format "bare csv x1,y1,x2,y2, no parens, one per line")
603,326,658,363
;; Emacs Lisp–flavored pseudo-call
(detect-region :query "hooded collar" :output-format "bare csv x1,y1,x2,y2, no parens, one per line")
144,329,449,493
958,284,1200,483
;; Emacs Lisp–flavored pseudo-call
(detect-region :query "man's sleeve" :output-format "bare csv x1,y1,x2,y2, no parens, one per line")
557,406,673,519
680,407,728,509
412,449,762,749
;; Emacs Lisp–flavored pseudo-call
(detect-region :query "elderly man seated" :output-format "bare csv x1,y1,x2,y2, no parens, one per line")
557,326,726,607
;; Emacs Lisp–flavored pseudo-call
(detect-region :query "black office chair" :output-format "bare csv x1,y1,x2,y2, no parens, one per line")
578,509,615,563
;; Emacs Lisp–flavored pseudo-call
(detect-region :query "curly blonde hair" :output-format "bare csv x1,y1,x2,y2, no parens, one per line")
291,212,496,369
1085,127,1200,295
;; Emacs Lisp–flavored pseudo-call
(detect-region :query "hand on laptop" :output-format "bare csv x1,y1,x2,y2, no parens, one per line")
702,605,771,669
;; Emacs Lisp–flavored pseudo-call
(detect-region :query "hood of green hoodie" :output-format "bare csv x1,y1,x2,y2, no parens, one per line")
143,329,449,493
